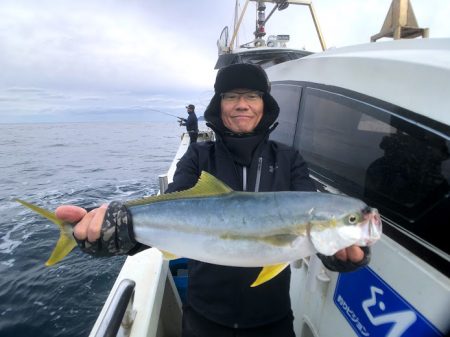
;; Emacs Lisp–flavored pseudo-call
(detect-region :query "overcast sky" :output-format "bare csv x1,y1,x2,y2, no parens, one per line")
1,0,449,123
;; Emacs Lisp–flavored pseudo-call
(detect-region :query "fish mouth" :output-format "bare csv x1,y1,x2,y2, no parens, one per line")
357,207,382,246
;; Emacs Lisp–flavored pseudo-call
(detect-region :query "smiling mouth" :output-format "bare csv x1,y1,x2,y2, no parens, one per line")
233,115,253,119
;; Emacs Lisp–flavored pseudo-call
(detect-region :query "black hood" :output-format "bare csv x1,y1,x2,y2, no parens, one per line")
204,63,279,135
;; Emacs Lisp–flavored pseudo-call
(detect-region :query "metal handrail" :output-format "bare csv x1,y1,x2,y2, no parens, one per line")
93,279,136,337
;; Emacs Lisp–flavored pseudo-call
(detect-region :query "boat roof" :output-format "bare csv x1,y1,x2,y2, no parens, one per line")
266,38,450,126
214,47,313,69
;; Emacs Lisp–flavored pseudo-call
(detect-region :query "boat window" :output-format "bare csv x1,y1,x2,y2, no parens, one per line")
269,84,302,146
295,87,450,255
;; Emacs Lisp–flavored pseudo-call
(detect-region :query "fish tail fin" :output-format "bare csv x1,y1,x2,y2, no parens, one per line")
15,198,77,266
251,263,290,287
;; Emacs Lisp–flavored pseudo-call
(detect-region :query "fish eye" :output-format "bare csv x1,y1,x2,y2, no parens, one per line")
347,214,359,225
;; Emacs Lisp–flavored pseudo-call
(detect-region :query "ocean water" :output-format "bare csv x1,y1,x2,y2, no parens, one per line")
0,122,183,337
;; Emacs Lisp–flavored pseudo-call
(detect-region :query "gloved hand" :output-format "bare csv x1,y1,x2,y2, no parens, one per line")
55,202,137,256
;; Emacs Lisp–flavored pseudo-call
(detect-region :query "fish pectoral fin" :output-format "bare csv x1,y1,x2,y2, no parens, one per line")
260,234,297,247
15,198,77,266
160,250,179,260
251,263,290,287
220,233,297,247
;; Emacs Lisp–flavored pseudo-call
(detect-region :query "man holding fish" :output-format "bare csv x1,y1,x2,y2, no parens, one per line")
50,64,377,336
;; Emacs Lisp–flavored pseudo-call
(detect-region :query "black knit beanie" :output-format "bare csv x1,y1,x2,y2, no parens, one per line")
204,63,279,135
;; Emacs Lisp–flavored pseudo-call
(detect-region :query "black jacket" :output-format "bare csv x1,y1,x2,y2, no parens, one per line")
164,133,370,328
182,111,198,134
166,135,314,328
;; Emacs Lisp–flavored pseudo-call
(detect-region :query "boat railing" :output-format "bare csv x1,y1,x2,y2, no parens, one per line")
92,279,136,337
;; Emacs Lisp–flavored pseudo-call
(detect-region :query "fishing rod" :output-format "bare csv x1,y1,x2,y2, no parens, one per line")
148,108,186,122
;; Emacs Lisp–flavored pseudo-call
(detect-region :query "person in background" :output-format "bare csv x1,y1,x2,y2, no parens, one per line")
55,63,370,337
180,104,199,143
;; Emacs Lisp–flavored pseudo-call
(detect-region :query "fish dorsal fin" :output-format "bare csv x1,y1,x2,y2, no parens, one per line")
126,171,233,207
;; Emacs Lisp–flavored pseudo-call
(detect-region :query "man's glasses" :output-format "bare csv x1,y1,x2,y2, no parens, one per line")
220,91,263,103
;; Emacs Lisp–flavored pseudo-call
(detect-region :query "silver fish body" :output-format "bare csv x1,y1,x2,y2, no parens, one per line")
130,191,381,267
15,171,382,286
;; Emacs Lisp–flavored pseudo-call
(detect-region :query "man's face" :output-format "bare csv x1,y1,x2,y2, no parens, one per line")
220,89,264,133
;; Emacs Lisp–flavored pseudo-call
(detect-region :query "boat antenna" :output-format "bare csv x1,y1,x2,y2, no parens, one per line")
254,1,267,46
233,0,240,48
228,0,326,52
255,1,289,41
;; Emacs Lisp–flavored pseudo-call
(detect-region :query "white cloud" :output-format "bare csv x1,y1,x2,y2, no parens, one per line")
0,0,225,92
0,0,448,123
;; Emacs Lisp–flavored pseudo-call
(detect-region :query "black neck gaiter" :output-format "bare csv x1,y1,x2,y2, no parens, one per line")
222,133,266,167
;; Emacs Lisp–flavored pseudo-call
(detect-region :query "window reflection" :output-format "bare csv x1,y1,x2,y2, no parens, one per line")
365,132,449,207
296,87,450,253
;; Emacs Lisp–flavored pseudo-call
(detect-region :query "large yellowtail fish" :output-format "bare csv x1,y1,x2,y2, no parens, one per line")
16,171,381,286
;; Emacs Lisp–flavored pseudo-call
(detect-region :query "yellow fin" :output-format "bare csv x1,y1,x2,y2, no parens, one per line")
160,250,179,260
15,198,77,266
46,233,78,266
251,263,290,287
126,171,233,207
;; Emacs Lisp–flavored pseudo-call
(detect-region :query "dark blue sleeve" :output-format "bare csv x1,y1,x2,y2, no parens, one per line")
185,114,198,132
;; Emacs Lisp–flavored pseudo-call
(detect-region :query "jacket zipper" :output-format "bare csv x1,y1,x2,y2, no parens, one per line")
242,157,263,192
242,166,247,191
255,157,263,192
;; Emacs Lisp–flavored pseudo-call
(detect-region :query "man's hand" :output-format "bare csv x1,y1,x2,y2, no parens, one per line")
55,204,107,242
334,245,365,263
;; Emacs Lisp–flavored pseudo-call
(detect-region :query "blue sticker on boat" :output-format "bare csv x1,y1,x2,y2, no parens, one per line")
333,267,443,337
